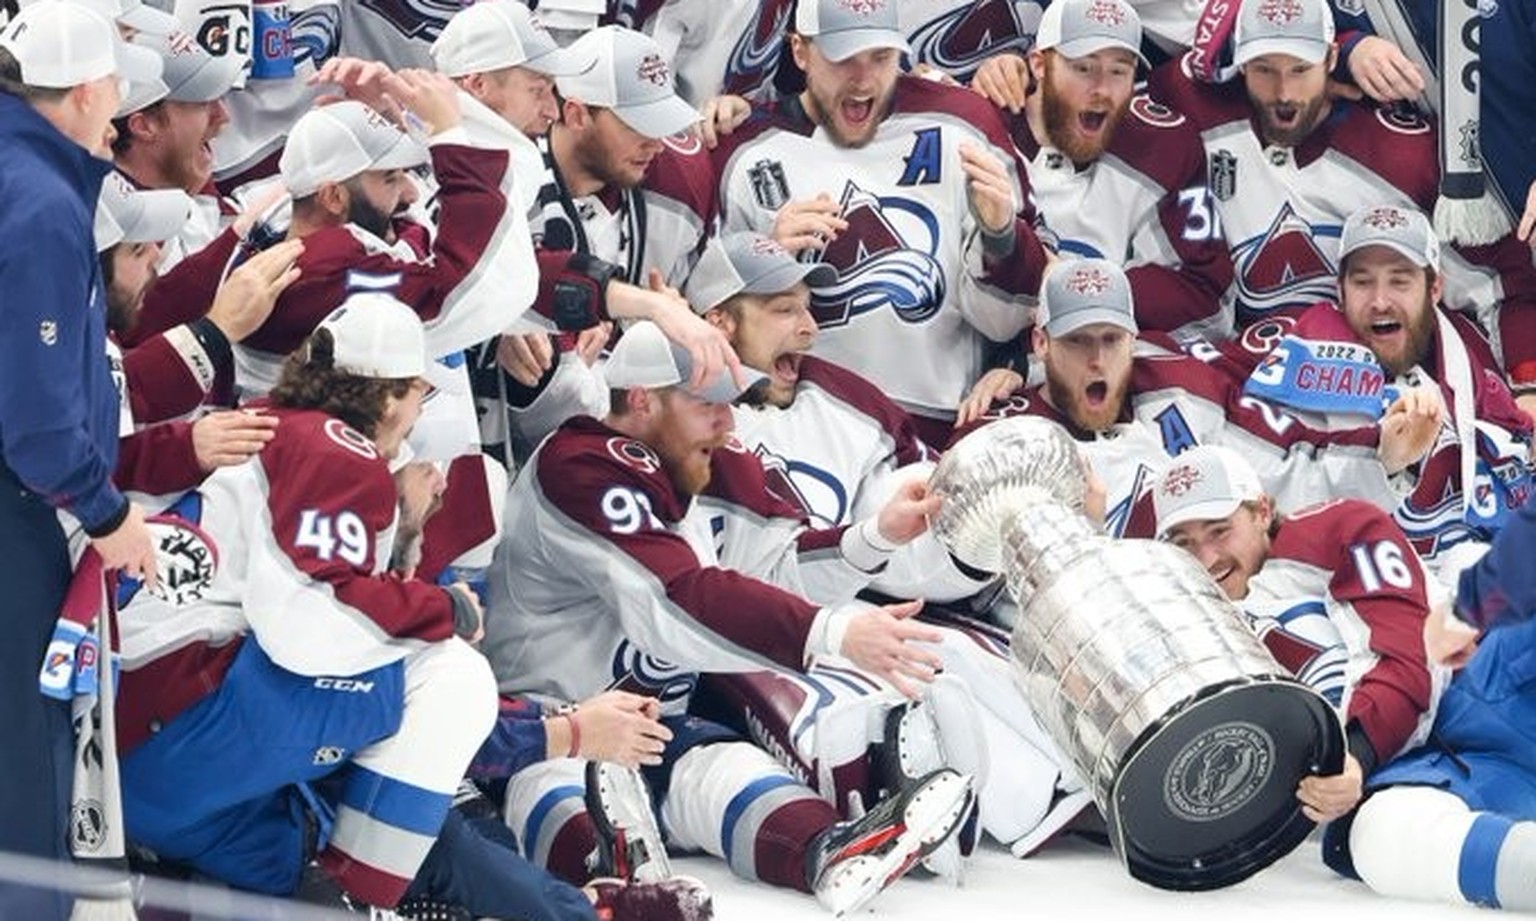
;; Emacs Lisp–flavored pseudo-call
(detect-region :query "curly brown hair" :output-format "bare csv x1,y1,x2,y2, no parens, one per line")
269,327,416,438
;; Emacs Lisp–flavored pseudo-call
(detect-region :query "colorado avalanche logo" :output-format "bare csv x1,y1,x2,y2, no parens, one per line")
752,444,849,529
1085,0,1127,26
607,437,661,475
1159,463,1203,498
1361,207,1410,230
908,0,1041,81
636,53,670,87
610,640,694,705
1231,203,1339,320
354,0,460,41
723,0,792,98
809,181,946,328
1257,0,1305,25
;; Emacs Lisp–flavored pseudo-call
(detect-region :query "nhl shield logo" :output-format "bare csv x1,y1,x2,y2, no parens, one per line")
1210,150,1237,202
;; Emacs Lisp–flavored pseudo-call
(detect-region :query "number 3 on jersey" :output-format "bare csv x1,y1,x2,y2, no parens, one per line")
296,509,370,566
1178,186,1222,242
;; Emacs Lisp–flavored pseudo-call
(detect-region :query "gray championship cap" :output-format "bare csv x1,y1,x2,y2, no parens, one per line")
95,169,195,251
555,25,699,139
432,0,595,78
1036,0,1147,66
1039,258,1139,337
1337,203,1441,273
793,0,910,62
1153,445,1265,538
605,320,768,403
1233,0,1335,67
684,232,836,315
279,100,430,198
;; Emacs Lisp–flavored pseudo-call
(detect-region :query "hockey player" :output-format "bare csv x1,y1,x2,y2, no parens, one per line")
969,0,1236,340
430,0,593,140
1232,204,1532,577
1152,444,1439,827
1146,0,1536,392
481,320,975,916
473,25,737,466
712,0,1053,446
114,296,498,911
953,258,1438,539
1324,490,1536,912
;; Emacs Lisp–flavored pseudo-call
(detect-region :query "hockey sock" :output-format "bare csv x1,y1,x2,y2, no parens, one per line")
1351,785,1536,909
660,741,837,892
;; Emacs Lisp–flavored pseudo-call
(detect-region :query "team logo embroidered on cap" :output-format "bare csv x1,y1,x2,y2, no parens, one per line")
1257,0,1305,25
167,29,200,56
1160,463,1203,497
1065,266,1111,296
1361,206,1410,230
750,236,788,257
1086,0,1127,27
839,0,885,16
636,53,670,86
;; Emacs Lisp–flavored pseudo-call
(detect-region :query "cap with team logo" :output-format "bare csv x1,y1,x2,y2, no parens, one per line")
316,293,428,379
1036,0,1147,66
1338,203,1441,273
1153,445,1265,539
1039,258,1139,338
684,232,836,315
94,170,195,251
604,320,768,404
128,28,243,106
794,0,910,63
554,26,699,139
431,0,595,78
18,0,180,35
279,101,430,198
1,1,162,89
1233,0,1335,67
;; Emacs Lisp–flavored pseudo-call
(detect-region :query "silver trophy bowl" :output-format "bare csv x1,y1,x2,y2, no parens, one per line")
933,419,1343,891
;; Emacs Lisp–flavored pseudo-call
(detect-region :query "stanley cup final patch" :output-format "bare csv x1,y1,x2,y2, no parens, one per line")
1210,150,1237,202
748,159,791,210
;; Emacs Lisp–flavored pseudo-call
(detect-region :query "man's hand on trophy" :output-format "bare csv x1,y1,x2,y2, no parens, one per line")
841,599,944,699
876,478,944,546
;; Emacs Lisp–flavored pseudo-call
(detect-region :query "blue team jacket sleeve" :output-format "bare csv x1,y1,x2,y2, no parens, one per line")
0,217,127,532
1457,495,1536,630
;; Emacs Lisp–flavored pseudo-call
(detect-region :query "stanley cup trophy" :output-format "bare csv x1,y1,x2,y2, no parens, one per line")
930,417,1344,891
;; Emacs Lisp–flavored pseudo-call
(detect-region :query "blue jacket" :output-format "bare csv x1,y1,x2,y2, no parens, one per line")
1459,492,1536,630
0,93,126,533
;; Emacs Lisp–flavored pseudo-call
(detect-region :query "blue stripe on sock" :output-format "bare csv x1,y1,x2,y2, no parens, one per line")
1459,812,1514,908
525,784,584,861
338,764,452,837
721,775,800,864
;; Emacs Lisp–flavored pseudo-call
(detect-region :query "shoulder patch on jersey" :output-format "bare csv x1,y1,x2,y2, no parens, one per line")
719,434,750,455
661,131,703,157
1129,95,1186,129
1375,105,1431,136
323,418,380,460
1239,314,1298,356
606,437,661,474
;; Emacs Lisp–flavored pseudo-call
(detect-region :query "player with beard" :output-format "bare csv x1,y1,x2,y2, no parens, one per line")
712,0,1052,447
1146,0,1536,394
951,257,1440,541
1225,204,1532,582
480,319,975,916
473,25,739,468
968,0,1236,340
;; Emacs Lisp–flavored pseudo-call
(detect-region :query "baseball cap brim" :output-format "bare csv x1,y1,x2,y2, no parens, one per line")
372,133,431,171
1046,307,1139,338
812,29,911,63
123,187,196,242
1234,38,1328,66
116,74,169,116
1055,37,1149,67
683,355,770,404
610,93,701,140
522,39,598,77
116,41,163,85
1341,239,1434,270
165,53,244,103
1156,497,1244,539
118,4,180,35
743,260,836,296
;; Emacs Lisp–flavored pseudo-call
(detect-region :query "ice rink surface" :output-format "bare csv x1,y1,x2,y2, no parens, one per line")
667,833,1487,921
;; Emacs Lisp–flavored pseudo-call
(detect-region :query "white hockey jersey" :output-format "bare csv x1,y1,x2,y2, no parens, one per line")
713,76,1051,424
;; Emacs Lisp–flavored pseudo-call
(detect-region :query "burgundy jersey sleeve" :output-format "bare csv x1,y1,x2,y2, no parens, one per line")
124,228,240,347
1279,500,1435,761
114,420,202,496
257,410,455,642
536,428,820,672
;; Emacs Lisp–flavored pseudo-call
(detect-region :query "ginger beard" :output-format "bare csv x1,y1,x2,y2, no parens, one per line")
1350,287,1437,377
650,391,731,496
1039,57,1130,165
